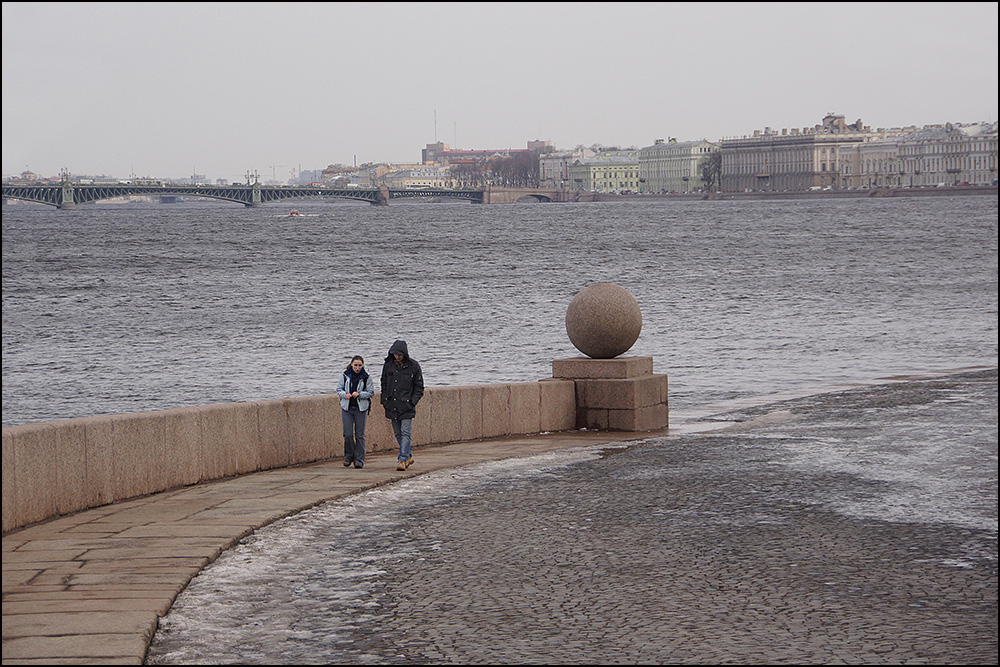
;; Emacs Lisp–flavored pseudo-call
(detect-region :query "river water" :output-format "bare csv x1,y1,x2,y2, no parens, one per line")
4,195,997,663
3,195,997,427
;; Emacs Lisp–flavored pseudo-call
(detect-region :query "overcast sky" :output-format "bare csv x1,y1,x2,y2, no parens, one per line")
3,2,997,183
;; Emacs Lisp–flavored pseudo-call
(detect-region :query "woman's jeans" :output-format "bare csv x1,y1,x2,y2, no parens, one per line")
342,407,367,464
391,418,412,462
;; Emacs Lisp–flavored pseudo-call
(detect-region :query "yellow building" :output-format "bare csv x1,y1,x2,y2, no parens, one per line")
567,150,640,192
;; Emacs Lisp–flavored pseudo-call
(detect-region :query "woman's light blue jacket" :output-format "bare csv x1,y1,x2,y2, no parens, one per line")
336,371,375,412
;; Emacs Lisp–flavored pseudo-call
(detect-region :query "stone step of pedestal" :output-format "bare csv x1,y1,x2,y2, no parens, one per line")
579,403,669,432
552,356,654,379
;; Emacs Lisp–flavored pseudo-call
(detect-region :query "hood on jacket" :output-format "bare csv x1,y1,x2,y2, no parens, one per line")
388,339,409,360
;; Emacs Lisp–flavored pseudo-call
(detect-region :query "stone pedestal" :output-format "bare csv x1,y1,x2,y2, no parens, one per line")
552,356,668,432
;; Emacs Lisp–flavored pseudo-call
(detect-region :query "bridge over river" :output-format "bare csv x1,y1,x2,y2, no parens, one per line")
1,182,570,209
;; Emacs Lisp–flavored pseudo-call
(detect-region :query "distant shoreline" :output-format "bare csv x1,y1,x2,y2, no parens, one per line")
3,185,995,207
590,184,998,203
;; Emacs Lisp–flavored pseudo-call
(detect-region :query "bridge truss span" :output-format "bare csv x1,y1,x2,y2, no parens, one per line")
3,183,576,209
387,188,483,203
2,183,489,209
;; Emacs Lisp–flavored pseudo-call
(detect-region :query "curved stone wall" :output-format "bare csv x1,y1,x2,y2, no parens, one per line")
2,381,577,533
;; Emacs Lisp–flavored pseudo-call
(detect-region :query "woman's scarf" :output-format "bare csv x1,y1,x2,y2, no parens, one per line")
347,367,369,394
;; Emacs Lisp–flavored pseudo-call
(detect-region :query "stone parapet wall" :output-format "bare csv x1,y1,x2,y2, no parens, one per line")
2,381,577,534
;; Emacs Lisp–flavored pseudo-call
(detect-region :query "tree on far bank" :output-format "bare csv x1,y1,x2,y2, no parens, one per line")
700,151,722,191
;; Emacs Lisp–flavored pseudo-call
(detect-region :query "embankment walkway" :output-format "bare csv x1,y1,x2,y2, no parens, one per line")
2,428,655,665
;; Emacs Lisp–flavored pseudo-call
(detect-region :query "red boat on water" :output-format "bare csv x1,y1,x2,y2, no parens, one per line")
289,209,299,216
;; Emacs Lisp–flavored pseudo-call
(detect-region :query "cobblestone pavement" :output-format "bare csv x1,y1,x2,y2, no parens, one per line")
147,370,997,665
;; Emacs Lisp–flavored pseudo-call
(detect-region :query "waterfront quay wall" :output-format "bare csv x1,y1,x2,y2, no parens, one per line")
2,381,577,534
597,184,997,202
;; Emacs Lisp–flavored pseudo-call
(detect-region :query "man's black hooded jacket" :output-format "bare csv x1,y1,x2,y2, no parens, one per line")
380,339,424,420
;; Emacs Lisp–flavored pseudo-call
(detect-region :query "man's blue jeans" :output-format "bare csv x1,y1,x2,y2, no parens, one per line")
391,417,412,462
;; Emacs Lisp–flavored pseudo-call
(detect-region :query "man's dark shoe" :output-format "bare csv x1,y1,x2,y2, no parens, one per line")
354,461,364,469
343,459,353,467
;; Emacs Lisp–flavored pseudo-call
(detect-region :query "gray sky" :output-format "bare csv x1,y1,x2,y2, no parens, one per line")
3,2,997,183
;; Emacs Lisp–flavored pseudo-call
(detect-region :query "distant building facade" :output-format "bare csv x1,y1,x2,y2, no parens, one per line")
567,150,640,192
384,165,455,189
539,147,596,188
321,164,356,183
422,142,447,164
639,138,719,193
837,121,998,188
837,135,908,189
897,122,997,187
719,114,910,192
355,164,394,187
422,141,551,166
17,170,40,182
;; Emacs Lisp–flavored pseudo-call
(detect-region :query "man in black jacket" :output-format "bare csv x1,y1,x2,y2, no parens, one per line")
380,339,424,471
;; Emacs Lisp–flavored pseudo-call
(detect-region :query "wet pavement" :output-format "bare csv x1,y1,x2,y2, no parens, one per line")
145,369,997,665
2,425,650,665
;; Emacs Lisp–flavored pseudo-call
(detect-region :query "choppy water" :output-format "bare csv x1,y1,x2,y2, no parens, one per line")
5,195,996,664
2,195,997,426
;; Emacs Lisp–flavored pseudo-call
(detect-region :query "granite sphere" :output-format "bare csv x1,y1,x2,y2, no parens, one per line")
565,283,642,358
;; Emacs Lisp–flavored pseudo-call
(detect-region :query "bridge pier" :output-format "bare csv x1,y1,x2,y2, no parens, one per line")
58,181,76,210
244,182,263,207
376,185,390,206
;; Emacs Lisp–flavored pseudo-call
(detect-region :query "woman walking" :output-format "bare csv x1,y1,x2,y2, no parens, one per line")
336,355,375,468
